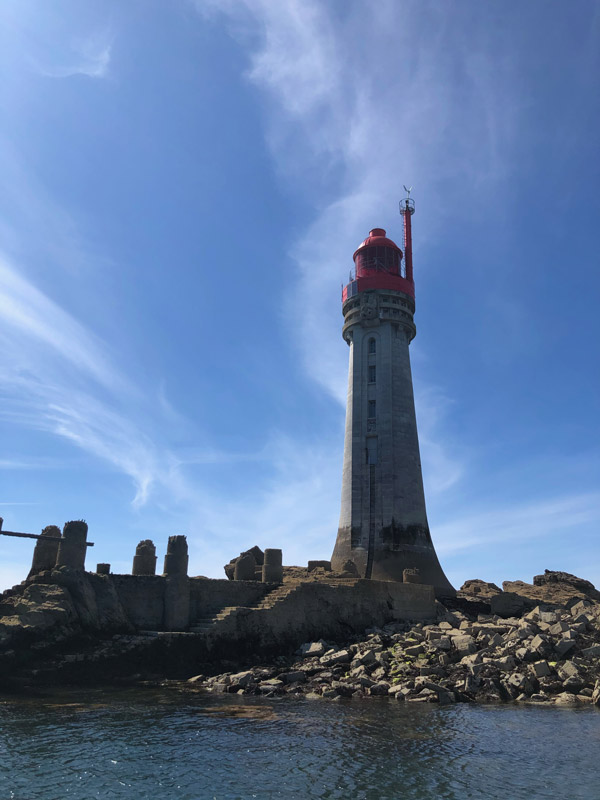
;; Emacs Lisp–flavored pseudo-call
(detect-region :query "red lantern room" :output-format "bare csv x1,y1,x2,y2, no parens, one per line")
353,228,403,278
342,223,415,302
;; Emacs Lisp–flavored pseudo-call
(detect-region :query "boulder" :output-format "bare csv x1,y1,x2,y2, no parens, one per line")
490,592,531,618
458,579,502,600
533,570,600,600
224,546,264,580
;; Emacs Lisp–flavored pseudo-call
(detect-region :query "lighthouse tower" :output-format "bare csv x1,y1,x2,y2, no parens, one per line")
331,194,455,598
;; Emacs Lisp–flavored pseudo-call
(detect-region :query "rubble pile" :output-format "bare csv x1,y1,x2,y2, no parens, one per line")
190,598,600,707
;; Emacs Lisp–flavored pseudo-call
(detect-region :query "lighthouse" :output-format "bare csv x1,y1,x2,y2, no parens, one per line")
331,193,455,598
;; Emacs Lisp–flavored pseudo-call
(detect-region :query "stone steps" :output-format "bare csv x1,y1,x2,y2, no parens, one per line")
187,579,360,634
188,583,303,633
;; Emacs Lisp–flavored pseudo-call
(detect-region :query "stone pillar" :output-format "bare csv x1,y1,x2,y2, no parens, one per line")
27,525,61,578
262,548,283,584
163,535,190,631
163,535,189,576
234,554,256,581
96,563,111,575
55,521,88,570
132,539,157,576
403,568,422,584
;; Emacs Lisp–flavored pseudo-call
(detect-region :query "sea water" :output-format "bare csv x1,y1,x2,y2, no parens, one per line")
1,688,599,799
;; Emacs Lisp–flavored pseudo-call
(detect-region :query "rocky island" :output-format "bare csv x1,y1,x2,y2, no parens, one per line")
1,520,599,708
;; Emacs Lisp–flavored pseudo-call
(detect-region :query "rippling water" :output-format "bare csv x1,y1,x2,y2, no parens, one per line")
1,688,599,799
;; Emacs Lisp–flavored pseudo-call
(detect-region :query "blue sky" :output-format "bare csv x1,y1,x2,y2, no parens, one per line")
1,0,599,592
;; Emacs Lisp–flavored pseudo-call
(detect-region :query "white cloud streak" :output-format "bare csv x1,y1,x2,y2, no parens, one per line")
0,254,161,507
36,37,112,80
435,492,600,555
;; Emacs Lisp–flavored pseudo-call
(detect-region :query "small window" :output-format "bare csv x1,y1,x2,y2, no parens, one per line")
368,400,376,419
368,365,376,383
368,338,376,354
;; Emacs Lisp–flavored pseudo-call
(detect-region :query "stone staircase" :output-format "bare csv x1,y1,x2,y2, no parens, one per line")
188,578,360,635
188,581,305,634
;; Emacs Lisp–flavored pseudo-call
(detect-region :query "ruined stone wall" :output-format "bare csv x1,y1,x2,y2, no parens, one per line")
111,575,166,629
189,578,270,622
200,579,435,660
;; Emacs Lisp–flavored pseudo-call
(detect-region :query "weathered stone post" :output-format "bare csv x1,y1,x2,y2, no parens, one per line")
403,568,422,584
163,535,188,577
96,563,111,575
132,540,157,576
262,548,283,584
234,554,256,581
163,535,190,631
27,525,62,578
55,521,88,570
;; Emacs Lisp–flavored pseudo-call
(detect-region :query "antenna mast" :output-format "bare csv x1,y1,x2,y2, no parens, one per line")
399,186,415,283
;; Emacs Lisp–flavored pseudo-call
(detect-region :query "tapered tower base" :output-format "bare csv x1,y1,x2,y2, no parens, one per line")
332,524,455,599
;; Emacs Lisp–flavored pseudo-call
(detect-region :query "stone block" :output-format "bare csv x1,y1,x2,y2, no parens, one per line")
562,675,584,693
369,682,390,696
352,648,376,665
229,670,254,688
581,644,600,658
452,635,477,657
96,563,110,575
557,661,580,681
490,592,529,618
298,640,327,657
554,638,576,659
548,620,570,635
531,634,552,656
530,660,551,678
319,649,351,666
279,671,306,684
507,672,533,694
234,554,256,581
262,564,283,583
307,560,331,572
493,656,517,672
404,644,425,657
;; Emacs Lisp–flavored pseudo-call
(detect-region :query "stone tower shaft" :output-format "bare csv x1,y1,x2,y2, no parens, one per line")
331,218,454,598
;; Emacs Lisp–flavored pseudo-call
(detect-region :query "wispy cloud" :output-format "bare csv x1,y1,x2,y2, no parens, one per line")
194,1,512,495
35,34,112,80
434,492,600,555
0,254,162,507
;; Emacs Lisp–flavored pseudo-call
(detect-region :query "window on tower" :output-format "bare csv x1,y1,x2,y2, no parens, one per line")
368,365,376,383
368,338,376,354
368,400,376,418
